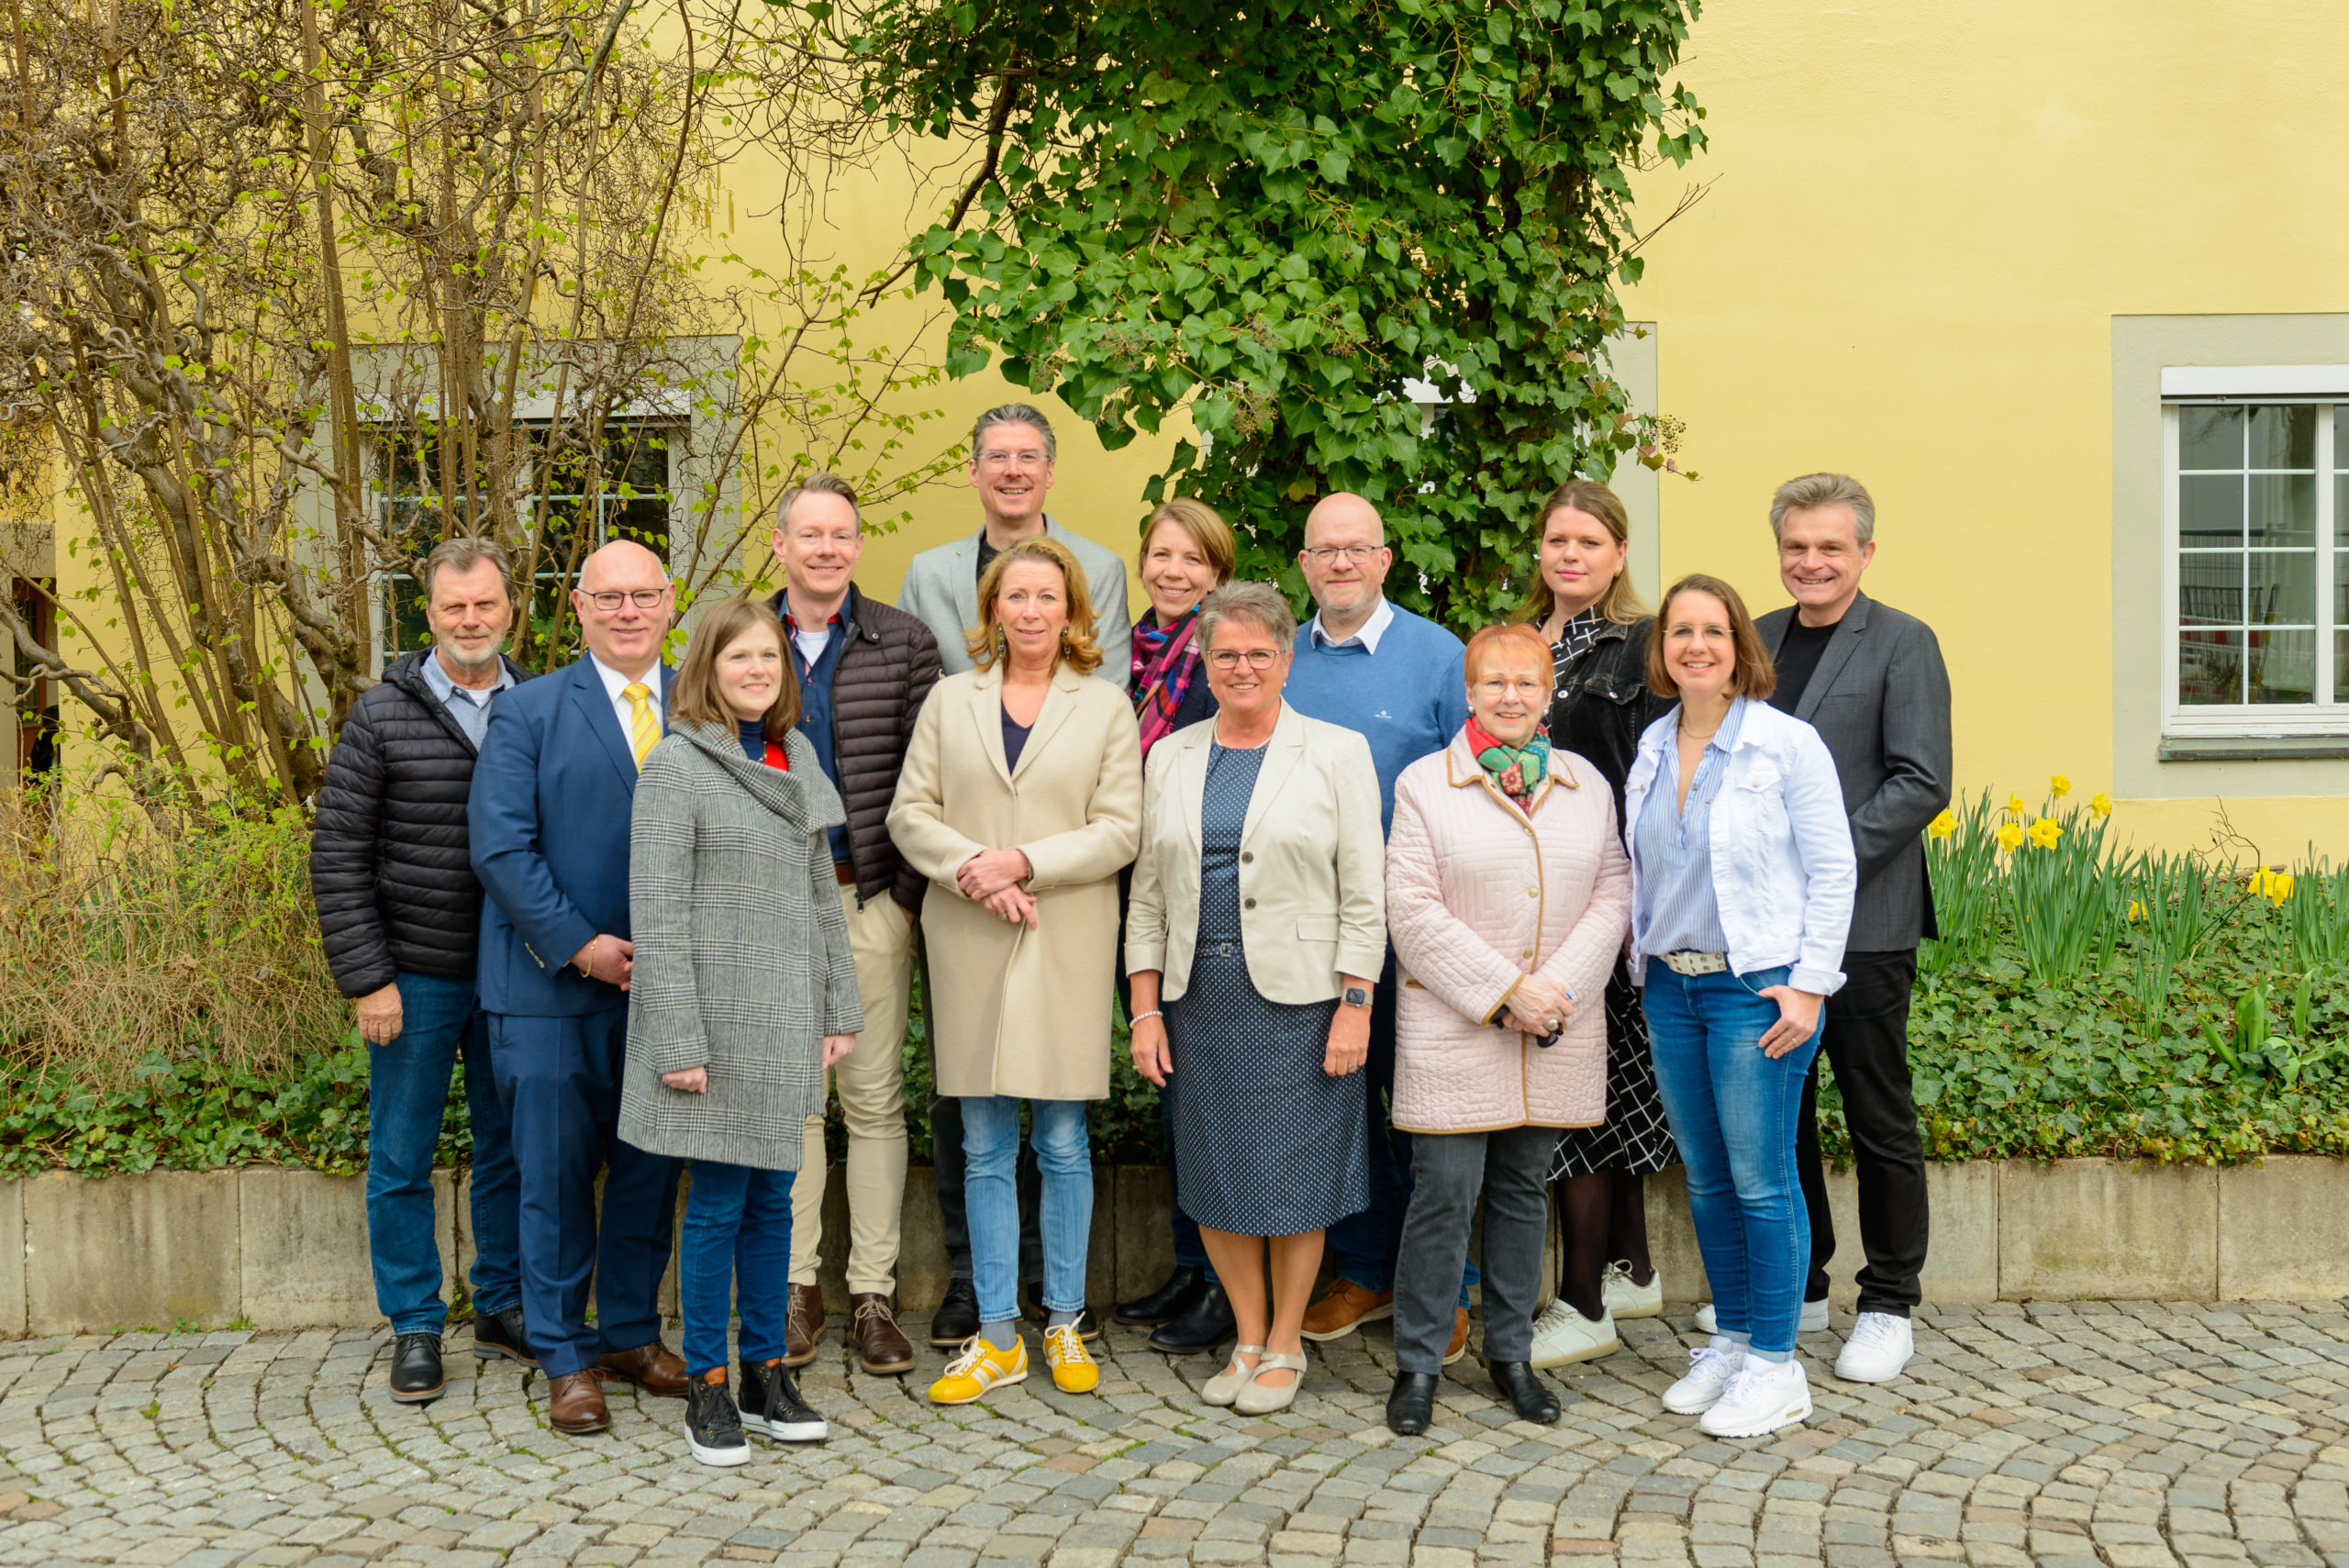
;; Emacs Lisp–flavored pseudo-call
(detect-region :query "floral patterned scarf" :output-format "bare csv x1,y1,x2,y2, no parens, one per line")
1130,606,1205,758
1466,715,1551,811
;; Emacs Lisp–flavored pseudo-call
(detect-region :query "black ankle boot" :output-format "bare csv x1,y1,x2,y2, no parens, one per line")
931,1280,980,1347
1386,1371,1440,1436
1488,1360,1562,1424
388,1332,444,1404
1149,1283,1236,1355
1116,1264,1206,1326
739,1358,828,1443
685,1375,749,1466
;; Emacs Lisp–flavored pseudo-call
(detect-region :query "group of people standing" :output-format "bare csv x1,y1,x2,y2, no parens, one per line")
311,400,1951,1466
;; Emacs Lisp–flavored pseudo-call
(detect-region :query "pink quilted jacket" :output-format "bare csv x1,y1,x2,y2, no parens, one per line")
1386,732,1632,1134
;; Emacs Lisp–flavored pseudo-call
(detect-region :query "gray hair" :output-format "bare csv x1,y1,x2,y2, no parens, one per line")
419,536,514,600
1769,473,1876,547
972,404,1057,463
775,470,862,533
1196,581,1297,657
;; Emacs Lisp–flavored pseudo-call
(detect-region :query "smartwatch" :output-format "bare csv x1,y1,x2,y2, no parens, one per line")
1342,984,1371,1008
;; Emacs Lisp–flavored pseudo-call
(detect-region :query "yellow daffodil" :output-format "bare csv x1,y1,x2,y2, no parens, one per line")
2089,792,2113,818
2050,773,2072,798
2027,817,2063,850
1996,821,2025,852
2128,899,2145,920
1927,810,1956,840
2254,867,2295,905
2005,793,2027,818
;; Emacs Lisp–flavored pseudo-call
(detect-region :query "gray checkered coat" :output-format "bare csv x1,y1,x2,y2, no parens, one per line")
618,720,864,1171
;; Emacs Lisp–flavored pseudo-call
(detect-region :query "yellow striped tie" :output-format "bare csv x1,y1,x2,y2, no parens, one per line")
622,682,661,769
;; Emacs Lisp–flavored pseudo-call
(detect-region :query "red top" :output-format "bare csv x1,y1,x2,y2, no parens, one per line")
763,740,790,771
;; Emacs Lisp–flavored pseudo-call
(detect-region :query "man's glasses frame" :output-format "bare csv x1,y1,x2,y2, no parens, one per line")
580,587,671,612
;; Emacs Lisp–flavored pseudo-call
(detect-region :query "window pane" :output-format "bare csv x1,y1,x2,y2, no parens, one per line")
2249,404,2316,470
2179,474,2243,546
2179,631,2242,705
2178,552,2243,627
2248,628,2317,705
2248,473,2316,548
2247,550,2318,626
2179,406,2243,470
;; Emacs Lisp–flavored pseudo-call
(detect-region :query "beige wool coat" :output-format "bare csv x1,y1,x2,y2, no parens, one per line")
1386,731,1631,1135
887,663,1143,1100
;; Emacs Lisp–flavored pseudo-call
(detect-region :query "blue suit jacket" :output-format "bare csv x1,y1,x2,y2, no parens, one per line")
469,656,672,1017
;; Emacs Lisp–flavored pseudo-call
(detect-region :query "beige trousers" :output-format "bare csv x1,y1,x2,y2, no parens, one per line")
788,884,914,1293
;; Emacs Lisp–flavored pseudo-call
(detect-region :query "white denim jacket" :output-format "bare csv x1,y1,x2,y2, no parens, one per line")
1622,697,1857,997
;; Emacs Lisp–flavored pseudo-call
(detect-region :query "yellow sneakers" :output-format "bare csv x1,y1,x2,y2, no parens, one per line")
1044,1324,1099,1394
929,1334,1028,1405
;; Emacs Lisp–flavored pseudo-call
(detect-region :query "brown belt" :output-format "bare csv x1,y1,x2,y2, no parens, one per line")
834,861,857,885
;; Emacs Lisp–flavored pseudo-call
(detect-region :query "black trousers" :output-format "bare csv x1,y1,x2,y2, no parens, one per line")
1794,948,1929,1317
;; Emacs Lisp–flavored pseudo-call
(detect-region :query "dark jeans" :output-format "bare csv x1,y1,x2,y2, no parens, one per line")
1115,899,1213,1281
1795,948,1930,1317
680,1162,795,1376
1391,1125,1553,1374
1324,951,1475,1306
487,1008,683,1377
366,973,520,1334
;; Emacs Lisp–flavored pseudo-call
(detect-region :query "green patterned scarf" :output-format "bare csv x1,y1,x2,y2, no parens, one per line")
1466,716,1550,809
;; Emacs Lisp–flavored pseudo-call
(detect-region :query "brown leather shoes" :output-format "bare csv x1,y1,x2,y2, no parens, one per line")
595,1341,688,1397
783,1283,827,1368
1444,1307,1472,1366
849,1294,916,1375
545,1370,609,1433
1300,1279,1397,1343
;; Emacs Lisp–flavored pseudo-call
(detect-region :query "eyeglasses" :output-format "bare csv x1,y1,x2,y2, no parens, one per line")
1302,545,1385,565
1207,649,1282,672
580,587,670,612
975,450,1049,470
1476,678,1547,697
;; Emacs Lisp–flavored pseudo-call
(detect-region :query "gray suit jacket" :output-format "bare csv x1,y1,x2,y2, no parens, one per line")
896,516,1134,690
1755,591,1952,952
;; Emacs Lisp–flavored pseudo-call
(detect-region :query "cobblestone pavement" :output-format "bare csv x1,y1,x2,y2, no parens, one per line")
4,1300,2349,1568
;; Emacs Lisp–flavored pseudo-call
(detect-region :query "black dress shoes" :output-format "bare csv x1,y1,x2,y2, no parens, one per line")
1489,1360,1562,1425
1116,1264,1207,1327
1020,1283,1104,1341
931,1280,981,1347
388,1332,445,1404
1148,1282,1236,1355
1386,1370,1440,1436
471,1304,535,1367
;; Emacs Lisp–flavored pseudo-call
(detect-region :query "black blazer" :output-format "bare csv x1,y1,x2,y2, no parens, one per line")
1755,592,1953,951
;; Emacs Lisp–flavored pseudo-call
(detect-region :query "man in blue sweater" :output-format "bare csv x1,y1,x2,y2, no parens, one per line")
1282,493,1476,1358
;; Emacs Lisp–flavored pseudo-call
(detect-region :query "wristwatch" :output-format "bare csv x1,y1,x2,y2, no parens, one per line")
1341,985,1370,1009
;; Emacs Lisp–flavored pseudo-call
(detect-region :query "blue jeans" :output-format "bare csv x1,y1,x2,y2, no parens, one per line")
1643,964,1823,1359
960,1096,1091,1326
367,973,520,1335
680,1162,796,1376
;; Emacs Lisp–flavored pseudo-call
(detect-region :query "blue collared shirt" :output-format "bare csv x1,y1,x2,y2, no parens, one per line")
1631,697,1746,958
417,649,514,749
783,593,853,868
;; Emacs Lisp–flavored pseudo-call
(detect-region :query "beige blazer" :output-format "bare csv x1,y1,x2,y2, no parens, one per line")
887,663,1143,1100
1126,702,1386,1005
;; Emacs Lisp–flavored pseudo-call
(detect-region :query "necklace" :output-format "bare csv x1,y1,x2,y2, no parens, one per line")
1678,716,1723,741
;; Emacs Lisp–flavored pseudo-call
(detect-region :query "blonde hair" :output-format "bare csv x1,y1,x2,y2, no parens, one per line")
1139,497,1238,587
1518,479,1647,628
669,598,802,740
967,536,1105,675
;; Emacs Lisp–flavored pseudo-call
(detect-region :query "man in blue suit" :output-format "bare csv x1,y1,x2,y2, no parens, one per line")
469,539,686,1435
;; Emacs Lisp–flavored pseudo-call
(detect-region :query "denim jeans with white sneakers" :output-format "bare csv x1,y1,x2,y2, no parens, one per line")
1643,963,1822,1361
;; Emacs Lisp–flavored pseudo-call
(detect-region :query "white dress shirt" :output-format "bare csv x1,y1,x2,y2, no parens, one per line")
1305,595,1397,654
589,654,663,741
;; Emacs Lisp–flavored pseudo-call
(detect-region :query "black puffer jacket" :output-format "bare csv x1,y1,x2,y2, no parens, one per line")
1546,616,1671,836
309,651,533,997
770,585,941,912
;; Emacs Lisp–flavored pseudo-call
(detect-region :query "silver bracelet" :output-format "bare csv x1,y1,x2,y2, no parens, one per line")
1130,1009,1163,1025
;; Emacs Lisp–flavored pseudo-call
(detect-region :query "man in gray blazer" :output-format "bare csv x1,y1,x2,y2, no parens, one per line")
1754,473,1951,1387
897,403,1133,687
894,402,1133,1347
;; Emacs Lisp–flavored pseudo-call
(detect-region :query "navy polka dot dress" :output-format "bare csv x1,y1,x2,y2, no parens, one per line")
1164,741,1372,1236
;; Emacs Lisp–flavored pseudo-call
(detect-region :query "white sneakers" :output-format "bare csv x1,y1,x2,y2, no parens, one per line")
1694,1296,1828,1335
1700,1357,1813,1438
1600,1262,1663,1320
1833,1311,1915,1384
1530,1300,1620,1368
1661,1339,1745,1414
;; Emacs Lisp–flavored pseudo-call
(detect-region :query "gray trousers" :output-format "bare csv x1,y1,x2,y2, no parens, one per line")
1392,1124,1555,1374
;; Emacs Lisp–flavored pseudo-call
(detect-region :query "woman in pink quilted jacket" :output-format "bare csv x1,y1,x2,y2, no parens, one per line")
1380,622,1633,1436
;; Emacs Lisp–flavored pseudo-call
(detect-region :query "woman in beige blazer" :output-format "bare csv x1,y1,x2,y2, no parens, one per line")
1127,582,1385,1416
887,537,1142,1407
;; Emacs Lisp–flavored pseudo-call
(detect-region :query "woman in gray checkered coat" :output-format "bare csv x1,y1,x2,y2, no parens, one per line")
619,597,864,1467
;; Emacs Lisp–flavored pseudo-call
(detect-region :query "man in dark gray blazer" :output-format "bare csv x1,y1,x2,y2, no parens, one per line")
1753,472,1951,1387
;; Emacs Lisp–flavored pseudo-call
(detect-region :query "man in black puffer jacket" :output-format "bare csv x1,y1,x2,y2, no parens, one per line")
310,538,533,1406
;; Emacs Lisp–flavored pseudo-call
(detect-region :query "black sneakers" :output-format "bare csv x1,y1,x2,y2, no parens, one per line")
388,1332,445,1404
471,1304,536,1367
685,1375,750,1467
739,1358,828,1442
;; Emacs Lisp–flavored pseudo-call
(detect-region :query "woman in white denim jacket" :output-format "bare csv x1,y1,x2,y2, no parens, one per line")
1621,573,1854,1442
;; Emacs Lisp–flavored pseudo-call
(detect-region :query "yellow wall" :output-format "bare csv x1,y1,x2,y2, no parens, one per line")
1617,0,2349,853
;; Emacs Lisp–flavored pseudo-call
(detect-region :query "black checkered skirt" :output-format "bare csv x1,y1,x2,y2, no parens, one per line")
1550,960,1677,1179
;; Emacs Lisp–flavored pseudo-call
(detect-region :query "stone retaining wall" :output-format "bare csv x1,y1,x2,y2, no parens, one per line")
4,1156,2344,1336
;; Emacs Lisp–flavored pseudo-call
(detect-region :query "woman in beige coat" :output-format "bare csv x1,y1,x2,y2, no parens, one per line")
887,536,1142,1407
1381,622,1631,1437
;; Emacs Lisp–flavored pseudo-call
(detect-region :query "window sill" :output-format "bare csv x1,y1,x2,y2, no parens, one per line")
2158,734,2349,762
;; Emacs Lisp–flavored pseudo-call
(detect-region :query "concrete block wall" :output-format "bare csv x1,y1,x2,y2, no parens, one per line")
5,1156,2347,1336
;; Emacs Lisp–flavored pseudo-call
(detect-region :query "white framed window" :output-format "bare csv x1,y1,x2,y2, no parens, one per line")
2161,393,2348,738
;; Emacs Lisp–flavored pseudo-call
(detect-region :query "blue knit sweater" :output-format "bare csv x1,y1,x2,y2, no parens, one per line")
1283,601,1468,834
